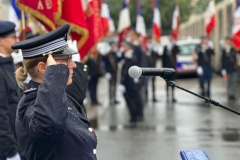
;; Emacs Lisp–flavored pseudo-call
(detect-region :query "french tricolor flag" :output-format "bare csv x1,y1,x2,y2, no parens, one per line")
204,0,216,36
172,3,180,40
101,2,115,34
117,0,131,48
232,0,240,50
152,0,161,42
109,13,116,33
136,0,147,51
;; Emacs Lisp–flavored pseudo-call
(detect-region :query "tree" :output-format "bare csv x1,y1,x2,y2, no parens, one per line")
107,0,192,35
192,0,223,14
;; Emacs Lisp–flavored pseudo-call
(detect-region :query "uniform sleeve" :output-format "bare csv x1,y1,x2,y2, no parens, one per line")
27,65,69,137
221,49,226,70
0,74,18,157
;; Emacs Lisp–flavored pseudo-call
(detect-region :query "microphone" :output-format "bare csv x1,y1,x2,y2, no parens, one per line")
128,66,175,80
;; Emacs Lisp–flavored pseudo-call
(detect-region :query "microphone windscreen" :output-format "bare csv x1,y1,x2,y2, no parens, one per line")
128,66,141,78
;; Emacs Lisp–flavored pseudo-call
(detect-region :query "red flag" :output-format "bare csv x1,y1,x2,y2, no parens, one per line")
117,0,131,48
136,0,147,51
232,0,240,50
79,0,104,58
172,3,180,40
55,0,89,59
17,0,60,31
204,0,216,35
101,2,115,35
101,2,110,35
152,0,161,42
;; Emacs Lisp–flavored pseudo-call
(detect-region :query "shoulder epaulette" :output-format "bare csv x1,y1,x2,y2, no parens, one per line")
23,88,37,94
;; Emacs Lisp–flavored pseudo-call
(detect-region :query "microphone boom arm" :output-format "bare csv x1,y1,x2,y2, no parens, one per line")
166,80,240,116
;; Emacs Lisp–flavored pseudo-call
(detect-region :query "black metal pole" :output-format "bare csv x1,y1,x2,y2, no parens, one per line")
166,80,240,116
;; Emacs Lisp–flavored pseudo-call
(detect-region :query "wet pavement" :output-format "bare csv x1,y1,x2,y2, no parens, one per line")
86,74,240,160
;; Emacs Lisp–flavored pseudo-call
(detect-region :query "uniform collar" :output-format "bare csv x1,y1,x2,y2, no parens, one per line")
28,80,41,89
0,55,13,64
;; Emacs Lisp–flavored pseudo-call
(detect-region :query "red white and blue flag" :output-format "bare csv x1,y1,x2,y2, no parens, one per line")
101,2,115,35
117,0,131,47
109,13,116,33
204,0,216,36
136,0,147,51
172,3,180,40
152,0,161,42
232,0,240,50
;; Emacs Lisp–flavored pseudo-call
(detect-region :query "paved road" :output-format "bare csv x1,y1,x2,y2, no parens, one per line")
86,74,240,160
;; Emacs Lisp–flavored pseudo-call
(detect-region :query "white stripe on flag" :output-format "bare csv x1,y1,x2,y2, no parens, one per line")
117,8,131,33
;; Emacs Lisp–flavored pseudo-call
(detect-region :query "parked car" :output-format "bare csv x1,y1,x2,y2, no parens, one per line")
176,37,200,75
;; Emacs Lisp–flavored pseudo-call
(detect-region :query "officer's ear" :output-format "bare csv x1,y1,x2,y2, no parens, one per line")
36,61,47,75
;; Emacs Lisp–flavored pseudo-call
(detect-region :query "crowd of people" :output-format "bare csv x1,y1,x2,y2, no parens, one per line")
0,20,239,159
88,33,240,127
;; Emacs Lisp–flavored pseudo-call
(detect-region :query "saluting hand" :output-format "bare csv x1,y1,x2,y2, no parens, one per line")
46,54,57,66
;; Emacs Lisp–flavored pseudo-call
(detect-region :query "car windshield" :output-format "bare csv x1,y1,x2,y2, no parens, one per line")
179,44,197,55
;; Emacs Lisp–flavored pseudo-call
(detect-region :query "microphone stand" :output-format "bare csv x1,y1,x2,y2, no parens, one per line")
165,79,240,116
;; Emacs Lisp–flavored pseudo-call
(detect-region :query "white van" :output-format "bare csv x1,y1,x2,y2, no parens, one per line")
176,37,200,75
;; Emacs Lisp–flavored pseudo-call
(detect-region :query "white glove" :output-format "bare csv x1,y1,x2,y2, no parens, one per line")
118,84,126,93
105,72,111,80
117,47,124,58
208,41,214,49
221,69,227,76
197,66,203,76
7,153,21,160
134,78,139,84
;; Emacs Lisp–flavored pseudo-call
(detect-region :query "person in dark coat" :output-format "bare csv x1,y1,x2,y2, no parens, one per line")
195,35,214,98
129,31,149,104
66,62,88,112
13,24,97,160
120,41,144,128
0,21,21,160
86,53,103,106
162,34,179,102
221,37,238,100
147,36,159,102
102,41,120,105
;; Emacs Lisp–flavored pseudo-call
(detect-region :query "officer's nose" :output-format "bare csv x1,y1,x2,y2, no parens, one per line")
69,59,76,69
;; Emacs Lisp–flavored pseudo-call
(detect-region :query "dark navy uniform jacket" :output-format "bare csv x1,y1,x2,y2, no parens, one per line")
162,44,179,69
195,44,214,68
0,56,20,157
16,65,97,160
221,47,237,74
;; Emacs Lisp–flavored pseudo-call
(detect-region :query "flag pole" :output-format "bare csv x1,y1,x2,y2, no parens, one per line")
21,10,26,40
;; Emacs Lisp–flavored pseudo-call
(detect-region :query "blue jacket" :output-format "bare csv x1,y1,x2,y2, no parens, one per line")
16,65,97,160
0,56,20,157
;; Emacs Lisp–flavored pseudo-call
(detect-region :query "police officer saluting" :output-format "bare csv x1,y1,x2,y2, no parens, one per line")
13,24,97,160
0,21,21,160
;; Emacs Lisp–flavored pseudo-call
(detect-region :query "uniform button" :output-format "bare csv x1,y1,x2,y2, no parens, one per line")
93,149,97,154
88,127,93,132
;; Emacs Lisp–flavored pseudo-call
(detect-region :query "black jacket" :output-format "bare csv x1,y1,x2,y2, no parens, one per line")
16,65,97,160
195,45,214,68
121,58,138,92
66,62,88,111
221,46,237,74
103,51,118,75
0,56,20,157
133,44,149,68
162,44,179,69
